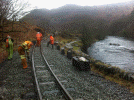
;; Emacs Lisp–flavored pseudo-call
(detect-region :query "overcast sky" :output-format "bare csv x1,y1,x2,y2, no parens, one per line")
28,0,133,10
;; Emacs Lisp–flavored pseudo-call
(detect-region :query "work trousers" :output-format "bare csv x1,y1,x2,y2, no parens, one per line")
18,46,27,69
47,41,54,49
36,39,41,46
7,43,13,60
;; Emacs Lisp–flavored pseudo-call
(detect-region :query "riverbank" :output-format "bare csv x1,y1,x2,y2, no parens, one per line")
1,35,134,94
54,36,134,94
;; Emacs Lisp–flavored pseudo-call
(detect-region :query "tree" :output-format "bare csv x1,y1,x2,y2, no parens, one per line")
80,23,93,53
130,8,134,20
0,0,30,39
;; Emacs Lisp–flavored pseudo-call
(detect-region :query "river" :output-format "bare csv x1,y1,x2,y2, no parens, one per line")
88,36,134,73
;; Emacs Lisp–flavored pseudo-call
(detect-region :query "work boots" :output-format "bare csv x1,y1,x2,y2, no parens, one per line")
21,58,28,69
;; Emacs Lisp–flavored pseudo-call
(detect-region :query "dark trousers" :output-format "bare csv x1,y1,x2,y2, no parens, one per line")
47,41,53,49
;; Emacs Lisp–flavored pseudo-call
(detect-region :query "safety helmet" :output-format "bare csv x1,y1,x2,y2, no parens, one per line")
7,35,11,38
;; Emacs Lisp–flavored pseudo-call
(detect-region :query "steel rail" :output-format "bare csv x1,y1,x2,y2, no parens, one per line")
40,40,73,100
32,44,43,100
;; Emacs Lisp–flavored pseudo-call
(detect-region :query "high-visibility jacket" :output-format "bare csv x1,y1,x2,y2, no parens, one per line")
19,41,32,59
6,38,14,60
6,38,13,48
6,39,9,48
22,41,32,50
50,36,54,44
36,33,42,40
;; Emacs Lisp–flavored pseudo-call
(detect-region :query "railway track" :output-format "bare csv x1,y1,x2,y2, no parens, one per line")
31,39,73,100
31,37,134,100
1,38,134,100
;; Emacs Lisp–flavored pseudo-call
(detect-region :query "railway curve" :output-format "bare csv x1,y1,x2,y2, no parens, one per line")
0,37,134,99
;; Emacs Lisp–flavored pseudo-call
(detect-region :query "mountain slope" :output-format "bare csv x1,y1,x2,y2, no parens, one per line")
21,1,134,37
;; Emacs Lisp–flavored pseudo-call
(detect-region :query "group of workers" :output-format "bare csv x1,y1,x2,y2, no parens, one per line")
5,32,54,69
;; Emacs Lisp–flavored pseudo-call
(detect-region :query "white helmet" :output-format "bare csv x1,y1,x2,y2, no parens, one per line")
7,35,11,39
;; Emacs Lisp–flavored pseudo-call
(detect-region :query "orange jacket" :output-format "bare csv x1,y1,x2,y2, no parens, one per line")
50,36,54,44
36,33,42,40
6,39,9,48
22,41,33,49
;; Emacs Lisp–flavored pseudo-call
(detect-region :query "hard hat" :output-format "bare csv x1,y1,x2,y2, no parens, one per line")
7,35,11,38
37,32,40,34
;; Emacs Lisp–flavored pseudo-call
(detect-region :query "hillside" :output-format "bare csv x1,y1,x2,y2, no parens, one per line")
0,21,45,63
21,1,134,32
20,0,134,51
95,1,134,21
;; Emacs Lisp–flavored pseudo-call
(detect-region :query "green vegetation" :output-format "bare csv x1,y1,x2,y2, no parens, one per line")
80,24,94,53
91,65,134,93
108,9,134,39
72,41,82,51
59,31,74,38
55,36,74,47
123,30,129,38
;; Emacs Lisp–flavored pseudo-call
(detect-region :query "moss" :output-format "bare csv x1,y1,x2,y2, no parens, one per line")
72,41,82,47
73,46,79,51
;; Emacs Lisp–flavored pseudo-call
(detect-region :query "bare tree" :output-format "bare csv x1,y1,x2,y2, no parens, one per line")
0,0,31,39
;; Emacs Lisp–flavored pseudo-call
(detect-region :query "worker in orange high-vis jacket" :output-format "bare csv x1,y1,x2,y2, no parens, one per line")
47,35,54,49
36,32,43,47
18,41,33,69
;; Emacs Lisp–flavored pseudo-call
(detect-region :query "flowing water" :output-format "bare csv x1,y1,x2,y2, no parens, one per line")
88,36,134,73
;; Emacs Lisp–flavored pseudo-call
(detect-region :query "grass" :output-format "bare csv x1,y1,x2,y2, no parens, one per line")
73,46,79,51
55,36,75,47
91,63,134,94
72,41,82,51
72,40,82,46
